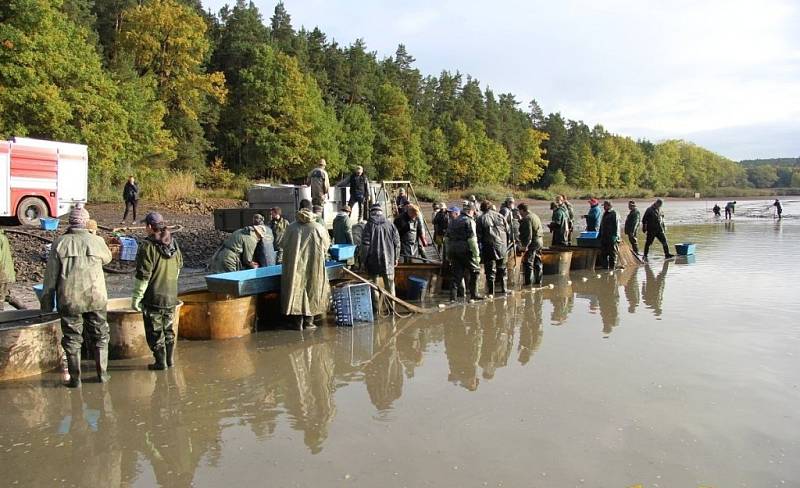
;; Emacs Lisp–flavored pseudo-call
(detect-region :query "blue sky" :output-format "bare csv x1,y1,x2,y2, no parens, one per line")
202,0,800,161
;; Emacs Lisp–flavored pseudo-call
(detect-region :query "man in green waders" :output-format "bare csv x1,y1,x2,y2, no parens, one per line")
40,205,112,387
0,229,15,310
132,212,184,370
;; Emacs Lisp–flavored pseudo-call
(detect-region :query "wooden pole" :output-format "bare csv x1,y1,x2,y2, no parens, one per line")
341,267,432,314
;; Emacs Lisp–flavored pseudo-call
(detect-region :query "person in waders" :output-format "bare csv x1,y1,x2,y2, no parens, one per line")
518,203,544,287
132,212,183,370
40,205,112,387
0,229,15,310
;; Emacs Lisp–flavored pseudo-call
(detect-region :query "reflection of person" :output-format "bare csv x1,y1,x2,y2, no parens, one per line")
365,324,404,411
643,260,670,316
596,272,620,335
623,266,641,313
284,343,337,454
40,205,112,387
281,202,331,331
478,301,514,379
518,293,544,365
445,321,482,391
132,212,184,371
642,199,674,261
397,326,425,378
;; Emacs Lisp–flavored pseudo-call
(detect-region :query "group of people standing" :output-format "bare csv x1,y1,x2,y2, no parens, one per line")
39,206,183,388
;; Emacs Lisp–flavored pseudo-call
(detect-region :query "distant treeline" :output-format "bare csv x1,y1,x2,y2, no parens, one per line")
740,158,799,167
2,0,798,196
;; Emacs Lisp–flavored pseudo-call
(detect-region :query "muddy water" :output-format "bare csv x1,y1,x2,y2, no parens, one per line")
1,208,799,487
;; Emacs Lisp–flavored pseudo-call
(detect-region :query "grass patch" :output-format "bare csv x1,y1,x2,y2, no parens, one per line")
460,184,516,204
413,184,448,203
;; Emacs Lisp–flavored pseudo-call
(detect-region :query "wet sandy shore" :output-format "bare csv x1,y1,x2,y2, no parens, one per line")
0,201,798,487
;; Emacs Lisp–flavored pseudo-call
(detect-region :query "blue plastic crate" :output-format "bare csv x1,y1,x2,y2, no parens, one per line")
119,237,138,261
675,242,696,255
40,217,59,231
330,244,356,261
576,237,601,248
332,283,373,326
579,231,598,239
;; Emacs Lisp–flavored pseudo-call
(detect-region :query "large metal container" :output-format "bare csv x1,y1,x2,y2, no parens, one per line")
178,291,256,340
541,249,573,275
551,245,598,271
0,311,61,381
106,298,183,359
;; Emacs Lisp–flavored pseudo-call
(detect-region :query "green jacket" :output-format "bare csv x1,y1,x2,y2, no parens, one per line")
135,233,183,309
0,230,15,284
624,208,641,235
332,213,354,244
40,228,111,314
270,217,289,248
550,205,569,245
280,209,331,316
519,213,544,251
209,226,261,273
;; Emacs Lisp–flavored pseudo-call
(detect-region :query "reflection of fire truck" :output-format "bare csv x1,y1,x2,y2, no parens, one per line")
0,137,88,225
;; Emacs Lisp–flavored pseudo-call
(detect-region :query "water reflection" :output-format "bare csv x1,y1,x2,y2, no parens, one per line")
643,261,670,317
0,265,678,485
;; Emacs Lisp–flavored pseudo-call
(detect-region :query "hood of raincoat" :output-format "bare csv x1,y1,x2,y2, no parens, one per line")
148,229,178,258
296,208,315,224
369,212,387,225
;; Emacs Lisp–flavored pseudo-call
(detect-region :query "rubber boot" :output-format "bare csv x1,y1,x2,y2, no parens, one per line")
303,316,317,330
533,264,543,286
148,348,167,371
94,347,110,383
165,342,175,368
66,353,81,388
485,280,495,297
497,270,507,294
450,283,458,302
469,273,484,301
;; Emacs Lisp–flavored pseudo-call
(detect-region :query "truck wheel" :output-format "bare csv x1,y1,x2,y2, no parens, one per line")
16,197,49,226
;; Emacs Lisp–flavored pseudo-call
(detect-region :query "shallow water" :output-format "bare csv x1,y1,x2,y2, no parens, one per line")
1,204,799,487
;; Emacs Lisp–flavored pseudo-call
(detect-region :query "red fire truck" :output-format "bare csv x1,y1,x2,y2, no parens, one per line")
0,137,88,225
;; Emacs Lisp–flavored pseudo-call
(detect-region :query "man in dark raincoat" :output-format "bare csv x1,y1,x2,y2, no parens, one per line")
447,203,483,302
475,200,510,295
394,204,426,263
280,206,331,331
40,205,112,387
518,203,544,286
549,196,569,246
208,216,268,273
347,166,370,221
360,204,400,309
642,198,674,261
252,214,276,267
132,212,184,370
598,201,620,269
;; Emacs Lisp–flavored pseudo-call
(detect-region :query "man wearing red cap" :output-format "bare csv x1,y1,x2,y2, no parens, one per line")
584,198,602,232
